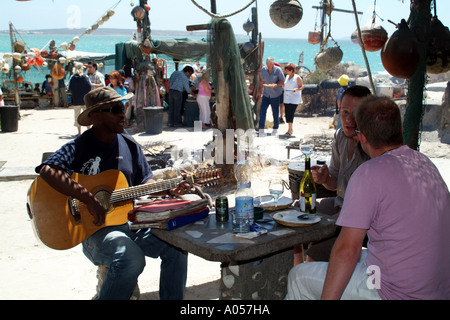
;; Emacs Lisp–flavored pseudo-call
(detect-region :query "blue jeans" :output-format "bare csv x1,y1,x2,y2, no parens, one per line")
82,223,187,300
258,95,281,130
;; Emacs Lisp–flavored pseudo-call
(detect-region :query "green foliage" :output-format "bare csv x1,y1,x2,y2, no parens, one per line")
303,69,328,84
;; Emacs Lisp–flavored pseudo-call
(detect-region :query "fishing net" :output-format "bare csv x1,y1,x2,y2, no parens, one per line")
207,18,254,130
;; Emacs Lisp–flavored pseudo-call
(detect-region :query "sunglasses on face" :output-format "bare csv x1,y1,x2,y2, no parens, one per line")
95,104,125,114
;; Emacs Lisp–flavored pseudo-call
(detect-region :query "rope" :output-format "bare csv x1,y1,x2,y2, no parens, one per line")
190,0,256,18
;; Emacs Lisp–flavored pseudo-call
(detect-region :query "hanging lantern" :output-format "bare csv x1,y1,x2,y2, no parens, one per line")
350,29,359,44
314,46,343,71
131,6,146,21
359,23,388,52
308,30,321,45
269,0,303,29
381,19,419,79
243,19,255,35
426,17,450,74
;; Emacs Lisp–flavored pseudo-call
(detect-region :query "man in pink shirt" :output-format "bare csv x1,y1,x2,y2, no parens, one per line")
286,96,450,300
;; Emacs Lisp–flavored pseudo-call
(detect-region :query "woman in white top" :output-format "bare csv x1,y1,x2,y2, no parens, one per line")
283,63,303,137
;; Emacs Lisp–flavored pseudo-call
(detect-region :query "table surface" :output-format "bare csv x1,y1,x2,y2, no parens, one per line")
151,208,337,263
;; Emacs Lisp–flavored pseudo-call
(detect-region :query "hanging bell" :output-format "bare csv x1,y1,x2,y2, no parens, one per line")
381,19,419,79
243,19,254,35
269,0,303,29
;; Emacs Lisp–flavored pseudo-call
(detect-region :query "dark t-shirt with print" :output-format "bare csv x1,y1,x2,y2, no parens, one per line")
36,129,153,187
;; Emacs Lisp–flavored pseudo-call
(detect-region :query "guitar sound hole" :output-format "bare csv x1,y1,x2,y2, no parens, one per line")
95,190,112,211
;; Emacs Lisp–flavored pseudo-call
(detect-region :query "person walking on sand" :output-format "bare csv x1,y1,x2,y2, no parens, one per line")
282,63,303,137
258,57,285,135
67,62,92,136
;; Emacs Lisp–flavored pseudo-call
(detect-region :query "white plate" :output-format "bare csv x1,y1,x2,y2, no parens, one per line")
259,195,293,211
272,209,321,227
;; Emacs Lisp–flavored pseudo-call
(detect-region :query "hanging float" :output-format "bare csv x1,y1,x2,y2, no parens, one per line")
359,23,387,52
381,19,419,79
313,3,342,71
426,16,450,74
269,0,303,29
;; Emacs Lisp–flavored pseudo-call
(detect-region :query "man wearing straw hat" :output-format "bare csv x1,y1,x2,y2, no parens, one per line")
35,86,189,300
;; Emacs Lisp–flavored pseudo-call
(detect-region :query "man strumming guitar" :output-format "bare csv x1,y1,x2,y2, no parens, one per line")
35,86,190,300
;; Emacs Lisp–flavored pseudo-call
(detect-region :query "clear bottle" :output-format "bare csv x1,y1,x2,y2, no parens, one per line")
300,156,317,213
233,183,253,233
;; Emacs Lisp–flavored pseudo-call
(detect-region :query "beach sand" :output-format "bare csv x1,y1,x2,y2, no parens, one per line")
0,97,449,300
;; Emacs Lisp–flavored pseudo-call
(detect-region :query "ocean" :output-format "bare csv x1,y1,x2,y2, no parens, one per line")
0,32,386,87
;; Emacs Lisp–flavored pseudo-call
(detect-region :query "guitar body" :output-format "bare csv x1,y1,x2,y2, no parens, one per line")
27,170,131,250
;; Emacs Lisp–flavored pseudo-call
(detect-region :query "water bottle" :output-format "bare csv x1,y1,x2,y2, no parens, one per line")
233,183,253,233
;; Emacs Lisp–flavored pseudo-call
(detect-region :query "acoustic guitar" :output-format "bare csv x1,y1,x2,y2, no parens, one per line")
26,168,222,250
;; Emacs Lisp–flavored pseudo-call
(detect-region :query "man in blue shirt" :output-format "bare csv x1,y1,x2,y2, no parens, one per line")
36,87,190,299
258,57,285,134
168,66,196,127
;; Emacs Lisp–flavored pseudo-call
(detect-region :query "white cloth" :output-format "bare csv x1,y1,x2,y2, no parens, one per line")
285,249,382,300
283,74,302,104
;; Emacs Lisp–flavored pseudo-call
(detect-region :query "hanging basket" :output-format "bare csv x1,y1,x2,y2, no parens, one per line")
308,30,321,45
426,17,450,74
381,19,419,79
314,45,343,71
359,23,388,52
269,0,303,29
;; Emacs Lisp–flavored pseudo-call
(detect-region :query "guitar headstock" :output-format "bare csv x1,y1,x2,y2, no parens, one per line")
183,168,223,187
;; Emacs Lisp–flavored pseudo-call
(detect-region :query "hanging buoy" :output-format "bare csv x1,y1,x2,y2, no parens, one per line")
426,17,450,74
359,23,388,52
314,45,343,71
131,6,146,21
269,0,303,29
308,30,321,45
243,19,255,35
14,41,24,53
381,19,419,79
351,30,359,44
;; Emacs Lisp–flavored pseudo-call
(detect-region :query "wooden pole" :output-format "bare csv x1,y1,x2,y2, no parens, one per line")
351,0,376,94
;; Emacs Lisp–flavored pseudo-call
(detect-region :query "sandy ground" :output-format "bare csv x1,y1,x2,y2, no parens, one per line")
1,101,449,300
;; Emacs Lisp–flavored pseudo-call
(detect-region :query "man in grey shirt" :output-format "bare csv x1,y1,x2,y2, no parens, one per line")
305,85,371,262
258,57,285,134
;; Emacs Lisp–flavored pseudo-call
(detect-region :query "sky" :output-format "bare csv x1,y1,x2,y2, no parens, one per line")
2,0,449,40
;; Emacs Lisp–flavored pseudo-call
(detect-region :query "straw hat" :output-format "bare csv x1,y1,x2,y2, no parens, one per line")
78,86,133,126
338,74,350,86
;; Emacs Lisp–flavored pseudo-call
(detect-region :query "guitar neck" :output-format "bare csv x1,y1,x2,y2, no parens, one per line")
110,177,183,203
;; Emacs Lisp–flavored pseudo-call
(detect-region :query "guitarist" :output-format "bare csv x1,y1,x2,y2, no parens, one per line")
35,86,190,300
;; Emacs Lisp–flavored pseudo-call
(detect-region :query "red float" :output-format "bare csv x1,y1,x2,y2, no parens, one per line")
308,30,321,45
359,23,388,52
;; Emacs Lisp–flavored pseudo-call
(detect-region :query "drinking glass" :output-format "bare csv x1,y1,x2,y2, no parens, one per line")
300,135,315,158
269,179,284,208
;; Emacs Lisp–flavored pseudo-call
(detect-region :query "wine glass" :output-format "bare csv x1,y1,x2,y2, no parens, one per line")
300,135,315,158
269,179,284,209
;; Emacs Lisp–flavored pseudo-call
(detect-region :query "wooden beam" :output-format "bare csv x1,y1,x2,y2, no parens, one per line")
186,24,211,31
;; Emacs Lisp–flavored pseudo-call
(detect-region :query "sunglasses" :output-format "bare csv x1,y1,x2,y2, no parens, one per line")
95,104,125,114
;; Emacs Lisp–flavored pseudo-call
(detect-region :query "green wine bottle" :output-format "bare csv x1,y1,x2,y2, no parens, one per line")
300,157,317,213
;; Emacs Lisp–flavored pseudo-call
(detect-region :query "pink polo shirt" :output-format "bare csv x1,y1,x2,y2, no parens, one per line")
338,145,450,299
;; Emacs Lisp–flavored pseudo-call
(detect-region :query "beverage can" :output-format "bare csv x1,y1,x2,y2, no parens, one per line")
215,196,229,222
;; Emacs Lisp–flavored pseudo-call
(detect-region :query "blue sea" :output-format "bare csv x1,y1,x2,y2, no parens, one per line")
0,32,385,87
